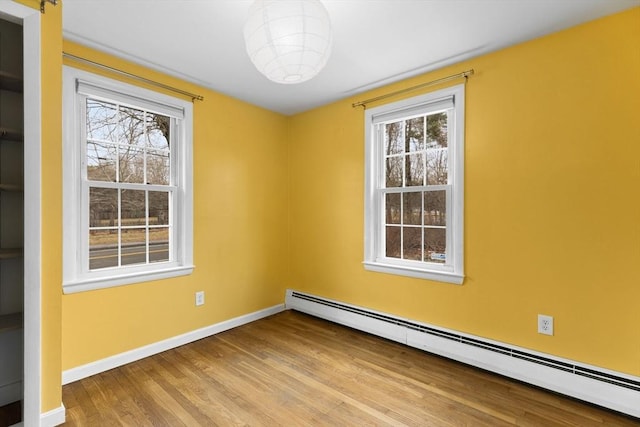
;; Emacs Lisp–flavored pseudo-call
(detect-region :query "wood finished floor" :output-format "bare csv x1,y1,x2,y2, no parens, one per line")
62,310,639,426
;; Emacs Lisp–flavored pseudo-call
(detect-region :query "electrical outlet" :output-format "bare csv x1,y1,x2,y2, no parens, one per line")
538,314,553,336
195,291,205,306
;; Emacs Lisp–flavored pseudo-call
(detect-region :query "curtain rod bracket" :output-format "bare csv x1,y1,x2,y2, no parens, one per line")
40,0,57,14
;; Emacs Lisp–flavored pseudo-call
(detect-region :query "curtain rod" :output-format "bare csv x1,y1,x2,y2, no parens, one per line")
62,52,204,102
352,69,474,109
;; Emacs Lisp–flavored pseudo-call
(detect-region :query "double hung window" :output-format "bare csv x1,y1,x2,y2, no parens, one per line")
63,67,194,293
364,84,464,284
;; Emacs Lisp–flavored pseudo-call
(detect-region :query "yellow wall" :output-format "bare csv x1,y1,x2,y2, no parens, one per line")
41,3,63,413
60,43,289,369
288,7,640,376
34,3,640,416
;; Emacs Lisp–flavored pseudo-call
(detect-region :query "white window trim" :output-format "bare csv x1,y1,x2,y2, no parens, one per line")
363,84,465,285
62,66,194,293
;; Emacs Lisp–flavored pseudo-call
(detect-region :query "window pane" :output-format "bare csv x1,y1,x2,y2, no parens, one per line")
384,122,403,155
121,189,146,226
385,193,400,224
403,227,422,261
425,228,446,263
150,227,169,263
424,190,446,226
119,106,146,146
149,191,169,226
426,112,448,149
87,142,117,182
426,148,448,185
121,228,147,266
365,86,463,281
89,187,118,227
385,156,403,188
405,117,425,152
385,226,401,258
89,229,118,270
86,99,118,142
118,146,145,183
147,150,170,185
406,153,424,186
403,192,422,225
146,113,170,150
65,67,194,293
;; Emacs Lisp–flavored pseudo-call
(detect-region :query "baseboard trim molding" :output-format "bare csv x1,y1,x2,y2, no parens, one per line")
285,289,640,418
62,304,285,385
40,404,65,427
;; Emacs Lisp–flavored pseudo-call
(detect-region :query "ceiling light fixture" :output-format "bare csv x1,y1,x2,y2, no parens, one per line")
243,0,333,84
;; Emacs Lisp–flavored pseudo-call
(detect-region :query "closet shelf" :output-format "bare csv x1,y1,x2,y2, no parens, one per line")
0,248,23,259
0,183,23,192
0,127,23,142
0,312,22,333
0,71,23,93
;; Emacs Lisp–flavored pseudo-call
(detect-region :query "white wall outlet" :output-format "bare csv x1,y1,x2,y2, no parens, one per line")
195,291,205,306
538,314,554,336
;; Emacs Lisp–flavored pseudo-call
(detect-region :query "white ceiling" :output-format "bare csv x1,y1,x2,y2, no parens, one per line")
63,0,639,115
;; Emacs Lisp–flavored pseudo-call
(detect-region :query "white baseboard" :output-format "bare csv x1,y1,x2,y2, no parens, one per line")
62,304,285,385
12,405,66,427
40,405,65,427
286,289,640,418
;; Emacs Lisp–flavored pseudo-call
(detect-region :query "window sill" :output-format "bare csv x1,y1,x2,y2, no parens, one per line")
63,264,195,294
363,261,464,285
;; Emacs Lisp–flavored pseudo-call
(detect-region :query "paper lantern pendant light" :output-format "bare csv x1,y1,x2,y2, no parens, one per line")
244,0,333,84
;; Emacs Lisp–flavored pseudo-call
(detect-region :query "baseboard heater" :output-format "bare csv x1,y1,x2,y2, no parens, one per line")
285,289,640,418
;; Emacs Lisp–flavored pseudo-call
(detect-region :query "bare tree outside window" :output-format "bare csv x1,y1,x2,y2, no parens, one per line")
86,99,172,270
383,111,449,263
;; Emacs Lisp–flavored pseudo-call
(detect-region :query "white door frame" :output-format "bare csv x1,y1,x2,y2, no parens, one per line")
0,1,42,426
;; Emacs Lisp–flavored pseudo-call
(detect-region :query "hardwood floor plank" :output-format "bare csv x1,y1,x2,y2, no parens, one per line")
234,317,515,425
174,344,293,425
62,311,640,426
220,326,437,425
